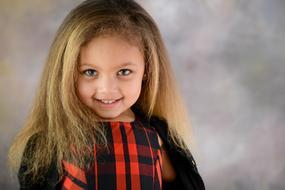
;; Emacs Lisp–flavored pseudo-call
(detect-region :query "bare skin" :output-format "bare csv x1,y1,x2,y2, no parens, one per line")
157,135,177,182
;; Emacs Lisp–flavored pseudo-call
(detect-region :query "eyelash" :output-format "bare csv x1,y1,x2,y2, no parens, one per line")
117,69,132,76
82,69,132,77
82,69,97,77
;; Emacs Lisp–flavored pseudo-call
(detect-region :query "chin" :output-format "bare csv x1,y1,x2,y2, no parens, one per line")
95,112,121,121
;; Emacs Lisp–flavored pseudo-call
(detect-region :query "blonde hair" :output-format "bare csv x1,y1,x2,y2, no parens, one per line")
8,0,193,182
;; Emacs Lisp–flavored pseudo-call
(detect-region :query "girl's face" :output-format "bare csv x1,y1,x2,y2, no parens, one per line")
77,36,145,121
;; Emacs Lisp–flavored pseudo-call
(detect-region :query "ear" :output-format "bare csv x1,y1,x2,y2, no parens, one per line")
142,73,147,81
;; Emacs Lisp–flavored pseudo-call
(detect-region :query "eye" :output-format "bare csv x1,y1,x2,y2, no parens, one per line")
117,69,132,76
83,69,97,77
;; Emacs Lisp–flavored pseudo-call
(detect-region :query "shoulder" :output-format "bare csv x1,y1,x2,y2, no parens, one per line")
149,116,168,139
19,134,42,170
18,135,60,189
149,115,206,190
149,116,199,170
18,135,38,188
19,134,39,172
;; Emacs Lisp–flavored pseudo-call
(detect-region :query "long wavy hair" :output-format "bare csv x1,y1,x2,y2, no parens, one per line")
8,0,193,182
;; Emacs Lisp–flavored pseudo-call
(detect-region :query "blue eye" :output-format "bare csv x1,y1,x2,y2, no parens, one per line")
83,69,97,77
118,69,132,76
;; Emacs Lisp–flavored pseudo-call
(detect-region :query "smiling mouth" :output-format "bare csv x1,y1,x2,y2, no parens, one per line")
96,98,123,104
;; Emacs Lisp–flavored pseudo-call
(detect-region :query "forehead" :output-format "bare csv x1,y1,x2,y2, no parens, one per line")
79,35,144,68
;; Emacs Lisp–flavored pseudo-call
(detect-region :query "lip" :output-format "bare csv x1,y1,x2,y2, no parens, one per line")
95,98,123,109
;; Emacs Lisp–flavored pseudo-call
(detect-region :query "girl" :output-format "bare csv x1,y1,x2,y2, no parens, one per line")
9,0,205,189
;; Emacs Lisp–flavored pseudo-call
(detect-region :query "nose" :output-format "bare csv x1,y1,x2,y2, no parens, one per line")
96,75,118,94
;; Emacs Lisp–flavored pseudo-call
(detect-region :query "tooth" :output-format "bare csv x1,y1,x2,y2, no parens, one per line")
101,100,115,104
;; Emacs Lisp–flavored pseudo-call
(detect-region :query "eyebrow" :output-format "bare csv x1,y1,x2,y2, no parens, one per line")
79,62,137,69
117,62,136,68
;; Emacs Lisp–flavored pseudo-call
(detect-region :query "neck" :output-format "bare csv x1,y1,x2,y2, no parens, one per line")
99,109,135,122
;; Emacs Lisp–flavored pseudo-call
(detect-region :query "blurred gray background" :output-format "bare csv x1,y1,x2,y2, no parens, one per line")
1,0,284,189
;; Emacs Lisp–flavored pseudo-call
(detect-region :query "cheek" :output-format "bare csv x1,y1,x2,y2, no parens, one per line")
77,79,93,100
123,78,143,97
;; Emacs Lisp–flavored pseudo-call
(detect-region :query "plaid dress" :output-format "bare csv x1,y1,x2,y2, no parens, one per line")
61,118,163,190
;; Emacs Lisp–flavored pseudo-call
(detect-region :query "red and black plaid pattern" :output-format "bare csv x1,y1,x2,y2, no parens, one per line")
61,119,162,190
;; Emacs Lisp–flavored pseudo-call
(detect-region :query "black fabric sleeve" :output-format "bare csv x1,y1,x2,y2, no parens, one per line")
18,136,62,190
18,136,39,189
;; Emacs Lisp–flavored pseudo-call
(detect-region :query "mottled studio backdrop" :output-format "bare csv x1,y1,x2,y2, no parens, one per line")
1,0,285,189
